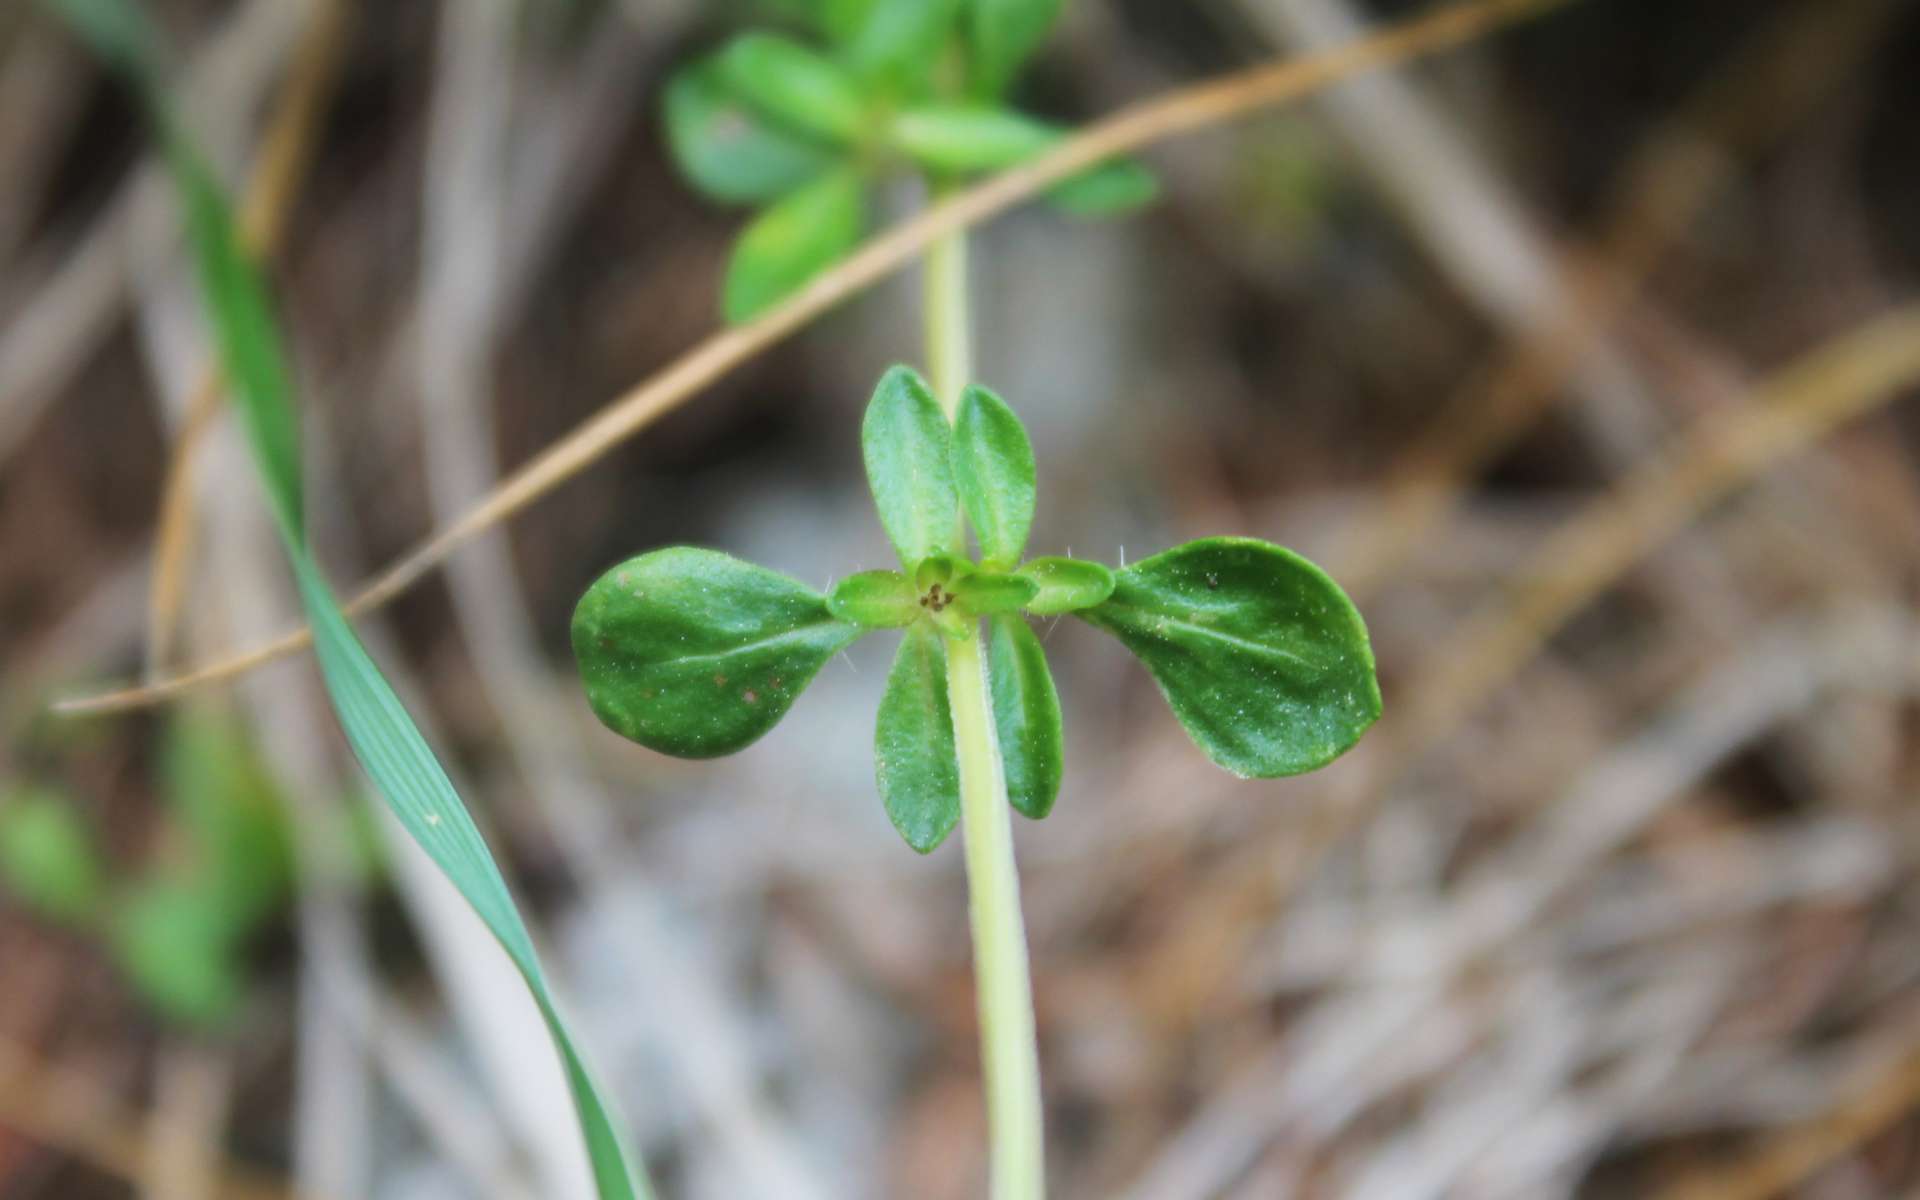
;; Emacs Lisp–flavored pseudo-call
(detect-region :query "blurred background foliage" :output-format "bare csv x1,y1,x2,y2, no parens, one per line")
1,0,1918,1197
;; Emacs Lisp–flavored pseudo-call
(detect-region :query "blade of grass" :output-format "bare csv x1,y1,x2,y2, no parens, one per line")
37,2,653,1195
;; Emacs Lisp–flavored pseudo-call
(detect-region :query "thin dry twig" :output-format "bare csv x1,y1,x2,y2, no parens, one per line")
53,0,1572,717
1329,0,1901,596
144,0,350,677
1384,304,1920,776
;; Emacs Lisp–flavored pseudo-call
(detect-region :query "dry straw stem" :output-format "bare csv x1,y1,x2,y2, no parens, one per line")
144,0,350,677
1384,303,1920,775
56,0,1570,717
1332,0,1902,596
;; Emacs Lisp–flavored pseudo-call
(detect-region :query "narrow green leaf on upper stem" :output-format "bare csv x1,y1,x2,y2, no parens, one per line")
876,623,962,852
1077,537,1380,777
887,104,1157,217
951,385,1035,568
845,0,965,83
664,60,837,205
1016,556,1114,614
966,0,1063,97
987,615,1063,818
887,105,1053,172
717,32,868,144
762,0,879,44
573,547,862,758
1044,159,1159,216
829,569,921,628
724,167,866,322
862,366,960,568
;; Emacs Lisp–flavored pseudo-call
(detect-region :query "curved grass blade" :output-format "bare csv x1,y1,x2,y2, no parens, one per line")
38,3,654,1192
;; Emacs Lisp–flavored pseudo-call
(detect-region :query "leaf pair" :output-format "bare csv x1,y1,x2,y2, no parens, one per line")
664,3,1156,322
573,366,1382,858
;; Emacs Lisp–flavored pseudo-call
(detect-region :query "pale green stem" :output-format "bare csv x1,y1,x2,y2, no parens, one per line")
924,220,974,411
924,216,1046,1200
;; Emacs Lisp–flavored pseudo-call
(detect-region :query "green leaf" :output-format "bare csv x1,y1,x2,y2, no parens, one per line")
760,0,879,44
162,712,293,931
888,104,1052,173
1077,538,1380,777
300,560,652,1197
967,0,1062,96
724,167,865,322
862,365,960,568
663,60,837,205
950,571,1037,615
951,384,1035,568
829,569,921,628
0,787,104,925
888,104,1156,215
573,547,861,758
987,615,1062,818
1045,158,1158,217
846,0,965,84
111,879,244,1027
45,1,655,1186
717,32,868,144
1016,556,1113,614
876,624,961,852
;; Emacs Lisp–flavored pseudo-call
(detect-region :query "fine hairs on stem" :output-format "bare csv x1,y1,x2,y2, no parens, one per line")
923,212,1047,1198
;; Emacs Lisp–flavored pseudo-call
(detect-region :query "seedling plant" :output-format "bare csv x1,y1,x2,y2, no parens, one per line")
574,3,1383,1194
41,0,1383,1195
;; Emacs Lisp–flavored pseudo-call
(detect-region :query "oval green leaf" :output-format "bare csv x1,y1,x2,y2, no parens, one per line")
1017,556,1114,614
829,569,920,628
664,60,837,205
888,104,1052,172
0,787,104,926
966,0,1062,97
950,570,1038,615
862,366,959,568
987,615,1063,818
716,32,868,144
952,385,1035,568
723,167,866,323
112,878,245,1027
1076,537,1380,777
573,548,862,758
877,624,961,852
1046,158,1159,217
846,0,964,83
888,104,1156,215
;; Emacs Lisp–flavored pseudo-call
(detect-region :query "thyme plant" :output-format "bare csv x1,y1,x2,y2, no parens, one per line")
571,4,1382,1196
